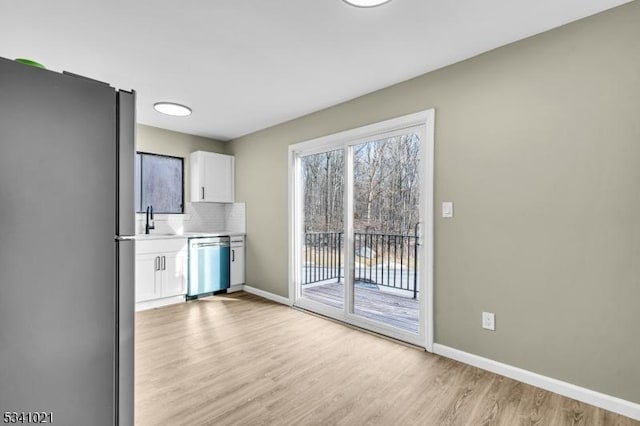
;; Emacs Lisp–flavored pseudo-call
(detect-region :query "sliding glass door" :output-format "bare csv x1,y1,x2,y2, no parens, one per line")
300,149,345,311
351,133,421,333
290,111,434,347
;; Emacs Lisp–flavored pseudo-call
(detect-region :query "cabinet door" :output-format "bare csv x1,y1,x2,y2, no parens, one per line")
136,254,160,302
161,252,186,297
230,245,245,286
203,153,234,202
191,151,206,202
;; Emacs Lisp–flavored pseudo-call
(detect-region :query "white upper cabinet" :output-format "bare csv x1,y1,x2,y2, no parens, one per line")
190,151,235,203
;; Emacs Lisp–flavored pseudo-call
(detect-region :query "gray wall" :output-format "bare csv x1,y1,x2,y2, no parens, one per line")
229,2,640,404
136,124,226,203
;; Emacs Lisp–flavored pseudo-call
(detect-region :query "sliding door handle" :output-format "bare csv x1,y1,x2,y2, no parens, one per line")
232,249,235,262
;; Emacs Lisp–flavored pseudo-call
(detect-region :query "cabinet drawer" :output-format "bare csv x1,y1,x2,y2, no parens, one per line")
136,238,188,255
230,236,244,246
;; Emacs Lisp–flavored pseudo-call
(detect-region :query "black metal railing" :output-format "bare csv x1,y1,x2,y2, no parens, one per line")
303,231,419,299
304,232,343,285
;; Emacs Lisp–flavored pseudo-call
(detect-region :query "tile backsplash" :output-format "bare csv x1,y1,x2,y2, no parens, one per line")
135,202,246,235
186,203,226,231
225,203,246,233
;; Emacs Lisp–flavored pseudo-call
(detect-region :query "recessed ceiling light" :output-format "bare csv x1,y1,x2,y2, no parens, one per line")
343,0,392,7
153,102,192,117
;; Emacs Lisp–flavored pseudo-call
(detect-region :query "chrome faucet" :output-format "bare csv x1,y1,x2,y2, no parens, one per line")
145,205,155,234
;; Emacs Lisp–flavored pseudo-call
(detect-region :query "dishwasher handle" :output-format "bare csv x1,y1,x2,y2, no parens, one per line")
193,242,229,248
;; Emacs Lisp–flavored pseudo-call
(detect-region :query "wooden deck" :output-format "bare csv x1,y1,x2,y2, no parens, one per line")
302,281,419,332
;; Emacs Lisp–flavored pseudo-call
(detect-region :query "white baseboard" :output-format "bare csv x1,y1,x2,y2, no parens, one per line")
226,284,244,293
432,344,640,421
135,295,185,312
243,285,292,306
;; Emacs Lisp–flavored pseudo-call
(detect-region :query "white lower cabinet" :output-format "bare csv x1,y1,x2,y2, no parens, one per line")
136,253,162,302
161,251,185,297
135,238,187,310
229,236,245,291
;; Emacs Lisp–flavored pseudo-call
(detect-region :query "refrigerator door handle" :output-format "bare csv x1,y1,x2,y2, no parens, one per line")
116,239,135,426
116,90,136,237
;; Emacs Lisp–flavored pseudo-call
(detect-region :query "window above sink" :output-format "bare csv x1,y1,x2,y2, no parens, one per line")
135,152,184,214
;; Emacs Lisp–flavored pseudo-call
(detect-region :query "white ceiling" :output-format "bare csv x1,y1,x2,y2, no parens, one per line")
1,0,632,141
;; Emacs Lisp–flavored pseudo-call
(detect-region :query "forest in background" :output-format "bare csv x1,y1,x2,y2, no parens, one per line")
302,133,421,237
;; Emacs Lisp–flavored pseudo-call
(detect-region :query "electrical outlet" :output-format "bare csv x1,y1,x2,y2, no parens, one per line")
482,312,495,331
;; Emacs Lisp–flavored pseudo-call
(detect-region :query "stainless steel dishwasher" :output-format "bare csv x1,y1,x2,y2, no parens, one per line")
187,236,230,300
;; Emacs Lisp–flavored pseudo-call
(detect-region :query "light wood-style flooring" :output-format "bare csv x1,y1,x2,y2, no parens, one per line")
135,292,638,425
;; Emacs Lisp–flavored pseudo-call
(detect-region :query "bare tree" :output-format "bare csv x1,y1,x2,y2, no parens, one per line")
303,133,419,236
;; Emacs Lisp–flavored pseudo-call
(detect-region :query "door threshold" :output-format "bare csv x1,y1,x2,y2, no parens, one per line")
292,305,425,352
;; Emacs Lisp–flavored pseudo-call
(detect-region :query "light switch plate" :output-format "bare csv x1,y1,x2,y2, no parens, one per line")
442,201,454,218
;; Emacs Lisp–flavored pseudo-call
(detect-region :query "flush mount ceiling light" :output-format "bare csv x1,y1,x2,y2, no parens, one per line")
343,0,392,7
153,102,192,117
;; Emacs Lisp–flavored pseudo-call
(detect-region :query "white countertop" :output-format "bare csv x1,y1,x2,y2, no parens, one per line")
134,231,245,240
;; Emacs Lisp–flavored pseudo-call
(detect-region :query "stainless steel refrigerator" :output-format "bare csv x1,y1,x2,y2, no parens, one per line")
0,57,135,426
